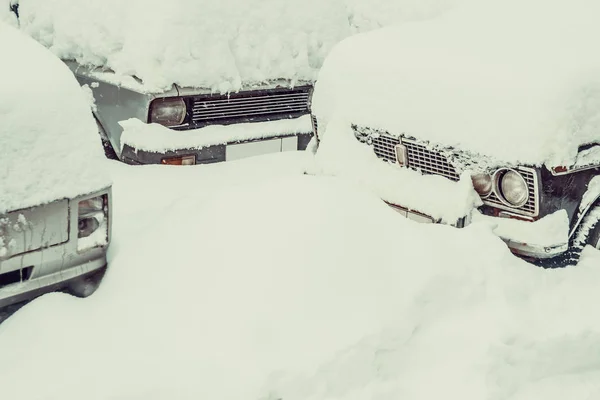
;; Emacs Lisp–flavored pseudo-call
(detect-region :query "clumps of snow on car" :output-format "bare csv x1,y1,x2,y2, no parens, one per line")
312,0,600,167
311,116,481,223
15,0,350,92
0,21,110,214
473,209,569,251
119,115,312,153
15,0,466,93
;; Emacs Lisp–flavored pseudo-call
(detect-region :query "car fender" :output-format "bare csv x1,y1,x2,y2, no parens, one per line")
569,175,600,239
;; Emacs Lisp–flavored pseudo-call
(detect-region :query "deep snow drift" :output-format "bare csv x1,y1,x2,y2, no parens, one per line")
0,21,109,213
14,0,466,93
312,0,600,167
0,153,599,400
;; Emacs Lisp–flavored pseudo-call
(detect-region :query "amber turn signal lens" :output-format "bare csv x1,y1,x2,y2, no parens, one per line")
161,155,196,166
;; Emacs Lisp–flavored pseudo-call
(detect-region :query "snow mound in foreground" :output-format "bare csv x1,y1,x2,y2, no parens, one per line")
0,21,109,213
0,159,599,399
313,0,600,166
15,0,466,93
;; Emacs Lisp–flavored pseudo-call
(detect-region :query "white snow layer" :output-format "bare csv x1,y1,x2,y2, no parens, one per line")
0,154,599,400
311,116,481,223
312,0,600,167
0,21,110,214
119,115,312,152
14,0,465,93
473,209,569,248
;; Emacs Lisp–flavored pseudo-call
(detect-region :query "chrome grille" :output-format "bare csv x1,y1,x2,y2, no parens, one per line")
372,135,400,163
369,133,539,217
191,88,310,124
403,139,460,181
372,136,460,181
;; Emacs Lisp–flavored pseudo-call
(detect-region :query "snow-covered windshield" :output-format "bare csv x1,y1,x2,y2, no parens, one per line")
14,0,466,93
0,21,110,213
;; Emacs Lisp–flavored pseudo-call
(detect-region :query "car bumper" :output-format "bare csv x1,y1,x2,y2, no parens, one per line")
121,133,313,165
0,188,111,309
387,202,569,260
0,247,107,309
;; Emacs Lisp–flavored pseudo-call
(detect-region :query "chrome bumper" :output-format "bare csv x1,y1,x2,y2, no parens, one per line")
387,203,569,260
121,133,313,165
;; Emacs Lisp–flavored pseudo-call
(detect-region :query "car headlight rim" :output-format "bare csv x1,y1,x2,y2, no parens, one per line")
471,173,493,198
149,97,187,127
495,169,529,208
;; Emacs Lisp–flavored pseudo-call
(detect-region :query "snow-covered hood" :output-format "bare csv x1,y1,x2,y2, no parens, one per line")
0,21,110,214
15,0,351,93
313,0,600,167
14,0,469,94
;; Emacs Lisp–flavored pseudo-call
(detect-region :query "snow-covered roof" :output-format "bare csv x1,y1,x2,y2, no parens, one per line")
313,0,600,167
14,0,466,93
0,21,110,213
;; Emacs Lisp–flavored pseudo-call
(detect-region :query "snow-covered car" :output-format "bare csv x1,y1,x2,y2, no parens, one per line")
8,0,362,166
0,19,112,308
311,0,600,266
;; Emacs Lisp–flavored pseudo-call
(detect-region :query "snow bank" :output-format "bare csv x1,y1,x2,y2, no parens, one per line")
473,209,569,249
0,154,599,399
313,0,600,167
311,116,481,223
0,21,109,214
119,115,312,152
15,0,465,93
16,0,350,93
0,1,17,26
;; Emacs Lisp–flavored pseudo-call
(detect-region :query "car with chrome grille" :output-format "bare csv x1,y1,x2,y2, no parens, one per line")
310,0,600,266
10,1,322,166
73,72,314,166
0,19,112,310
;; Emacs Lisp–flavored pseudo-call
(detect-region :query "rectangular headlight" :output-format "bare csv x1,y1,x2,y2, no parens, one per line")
148,97,187,127
77,194,108,251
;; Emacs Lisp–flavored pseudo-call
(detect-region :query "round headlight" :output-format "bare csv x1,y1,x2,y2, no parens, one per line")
499,170,529,206
471,173,492,197
149,97,186,127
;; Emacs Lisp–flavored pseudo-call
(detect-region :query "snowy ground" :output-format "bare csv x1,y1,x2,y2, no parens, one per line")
0,152,599,400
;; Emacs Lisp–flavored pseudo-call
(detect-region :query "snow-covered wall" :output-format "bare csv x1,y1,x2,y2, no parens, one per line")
14,0,465,93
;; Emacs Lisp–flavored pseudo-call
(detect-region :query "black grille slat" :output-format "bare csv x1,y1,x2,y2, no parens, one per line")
190,88,310,125
369,133,538,216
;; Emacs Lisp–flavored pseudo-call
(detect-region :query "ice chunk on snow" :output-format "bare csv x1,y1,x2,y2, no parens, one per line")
119,116,312,153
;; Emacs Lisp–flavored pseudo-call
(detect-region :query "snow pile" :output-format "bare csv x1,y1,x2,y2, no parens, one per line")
0,1,17,26
311,116,482,223
346,0,464,32
16,0,351,93
473,209,569,249
0,21,110,214
0,154,599,399
263,244,600,400
119,115,312,152
313,0,600,167
14,0,467,93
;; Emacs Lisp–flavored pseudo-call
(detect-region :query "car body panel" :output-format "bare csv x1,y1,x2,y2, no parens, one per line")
0,188,111,308
1,199,69,260
66,62,313,164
